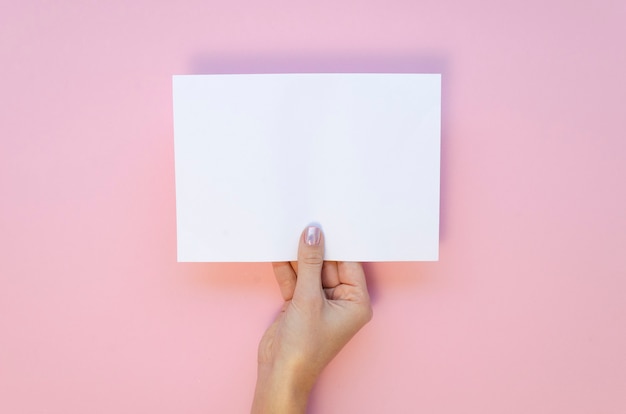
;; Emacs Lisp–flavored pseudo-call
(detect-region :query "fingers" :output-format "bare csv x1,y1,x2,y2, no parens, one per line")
337,262,368,291
272,262,297,301
293,225,324,301
338,262,373,322
322,261,339,288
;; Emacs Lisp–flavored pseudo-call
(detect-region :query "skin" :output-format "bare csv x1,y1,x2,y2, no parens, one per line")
251,226,373,413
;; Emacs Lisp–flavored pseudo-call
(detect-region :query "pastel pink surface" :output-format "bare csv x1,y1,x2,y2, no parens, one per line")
1,1,625,413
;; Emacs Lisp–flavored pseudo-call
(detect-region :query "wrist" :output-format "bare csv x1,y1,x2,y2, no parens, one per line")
252,360,317,414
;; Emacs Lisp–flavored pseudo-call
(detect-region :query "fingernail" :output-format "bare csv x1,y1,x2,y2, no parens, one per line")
304,226,321,246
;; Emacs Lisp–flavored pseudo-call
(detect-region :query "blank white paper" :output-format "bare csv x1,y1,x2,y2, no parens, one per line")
173,73,441,262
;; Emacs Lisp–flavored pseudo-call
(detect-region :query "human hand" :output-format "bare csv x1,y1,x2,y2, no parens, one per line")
251,226,372,413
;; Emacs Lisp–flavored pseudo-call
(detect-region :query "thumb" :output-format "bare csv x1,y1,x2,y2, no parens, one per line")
293,225,324,301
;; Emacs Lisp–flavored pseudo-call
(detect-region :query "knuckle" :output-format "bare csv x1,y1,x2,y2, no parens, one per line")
299,252,324,267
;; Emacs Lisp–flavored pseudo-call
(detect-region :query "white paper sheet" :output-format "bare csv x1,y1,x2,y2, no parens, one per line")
173,73,441,262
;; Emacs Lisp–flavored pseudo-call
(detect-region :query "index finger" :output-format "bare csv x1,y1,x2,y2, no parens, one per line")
272,261,297,301
337,261,368,290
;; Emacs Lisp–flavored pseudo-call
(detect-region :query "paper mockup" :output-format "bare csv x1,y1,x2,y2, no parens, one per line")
173,73,441,262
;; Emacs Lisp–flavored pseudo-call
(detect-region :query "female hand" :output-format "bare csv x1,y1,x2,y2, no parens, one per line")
252,225,373,413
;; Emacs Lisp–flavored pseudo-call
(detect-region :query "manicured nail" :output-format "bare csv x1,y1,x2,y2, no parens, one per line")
304,226,321,246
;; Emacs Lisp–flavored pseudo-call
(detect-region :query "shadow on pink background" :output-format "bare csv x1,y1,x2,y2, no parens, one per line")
1,1,625,413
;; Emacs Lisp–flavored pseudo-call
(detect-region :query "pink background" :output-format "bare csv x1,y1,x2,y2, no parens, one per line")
1,1,625,412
